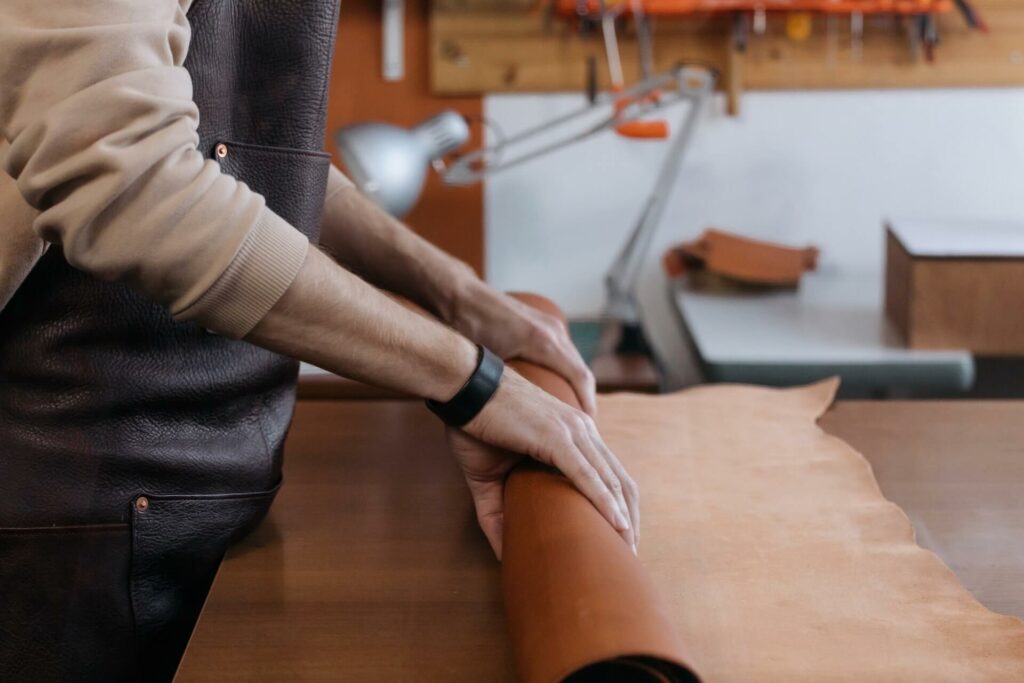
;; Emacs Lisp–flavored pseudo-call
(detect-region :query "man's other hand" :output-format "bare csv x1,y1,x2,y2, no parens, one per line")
448,370,638,561
450,282,597,417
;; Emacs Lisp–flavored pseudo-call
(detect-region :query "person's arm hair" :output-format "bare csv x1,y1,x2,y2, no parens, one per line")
318,166,599,415
0,0,306,338
248,246,638,556
318,166,476,324
248,246,477,401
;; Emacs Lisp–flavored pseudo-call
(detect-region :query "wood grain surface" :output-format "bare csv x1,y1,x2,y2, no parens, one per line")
176,398,1024,680
431,0,1024,94
821,400,1024,619
178,400,511,681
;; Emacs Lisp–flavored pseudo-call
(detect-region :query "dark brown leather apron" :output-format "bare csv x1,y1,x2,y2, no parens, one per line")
0,1,340,679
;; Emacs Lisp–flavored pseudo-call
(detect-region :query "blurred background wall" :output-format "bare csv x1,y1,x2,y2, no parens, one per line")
484,88,1024,383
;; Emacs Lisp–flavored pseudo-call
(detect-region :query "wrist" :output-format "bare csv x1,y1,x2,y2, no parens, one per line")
429,334,480,403
439,260,485,326
427,344,505,427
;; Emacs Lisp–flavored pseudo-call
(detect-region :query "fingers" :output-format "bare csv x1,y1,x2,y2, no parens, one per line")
459,370,636,555
554,332,597,417
463,474,506,560
571,359,598,418
546,415,632,546
523,318,598,417
572,425,636,552
586,419,640,549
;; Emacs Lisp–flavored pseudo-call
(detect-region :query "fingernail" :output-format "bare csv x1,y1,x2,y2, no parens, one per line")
615,509,630,531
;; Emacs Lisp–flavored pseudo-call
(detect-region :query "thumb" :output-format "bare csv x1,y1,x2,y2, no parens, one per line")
464,475,505,561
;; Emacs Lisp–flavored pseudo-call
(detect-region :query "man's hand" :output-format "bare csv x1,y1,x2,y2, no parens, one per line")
446,429,519,560
449,369,639,560
318,183,596,414
450,280,598,416
311,186,628,559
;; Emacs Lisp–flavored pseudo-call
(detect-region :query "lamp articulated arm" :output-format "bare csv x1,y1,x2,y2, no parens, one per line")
438,66,714,188
603,67,714,326
438,66,715,328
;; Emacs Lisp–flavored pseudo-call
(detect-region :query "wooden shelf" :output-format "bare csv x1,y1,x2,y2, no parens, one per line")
431,0,1024,95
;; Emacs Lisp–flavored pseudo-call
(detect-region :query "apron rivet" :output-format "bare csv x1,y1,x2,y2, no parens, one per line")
135,496,150,512
215,143,228,158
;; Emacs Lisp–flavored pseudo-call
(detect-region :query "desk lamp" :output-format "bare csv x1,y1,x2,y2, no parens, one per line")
335,111,470,218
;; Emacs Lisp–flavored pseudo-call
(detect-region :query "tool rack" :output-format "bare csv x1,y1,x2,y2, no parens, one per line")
431,0,1013,98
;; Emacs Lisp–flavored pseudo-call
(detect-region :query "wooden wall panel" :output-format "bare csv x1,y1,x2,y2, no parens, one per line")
327,0,484,274
431,0,1024,95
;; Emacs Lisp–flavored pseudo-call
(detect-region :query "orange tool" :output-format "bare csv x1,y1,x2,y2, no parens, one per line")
599,0,671,139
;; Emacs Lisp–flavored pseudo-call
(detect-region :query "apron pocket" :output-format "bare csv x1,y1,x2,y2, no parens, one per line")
0,523,136,682
129,484,280,680
212,140,332,243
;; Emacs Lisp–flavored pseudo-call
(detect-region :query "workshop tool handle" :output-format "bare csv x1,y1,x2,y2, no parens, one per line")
616,119,670,139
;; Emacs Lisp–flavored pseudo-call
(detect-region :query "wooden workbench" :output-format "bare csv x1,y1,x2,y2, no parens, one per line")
176,398,1024,681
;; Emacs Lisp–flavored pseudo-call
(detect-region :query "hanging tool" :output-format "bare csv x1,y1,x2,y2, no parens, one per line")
594,0,670,139
919,13,939,63
600,1,626,89
382,0,404,81
733,11,750,53
753,6,767,35
632,0,657,81
727,13,748,116
850,11,864,63
586,55,600,104
826,13,839,66
954,0,989,33
574,0,600,38
785,12,813,42
905,15,922,63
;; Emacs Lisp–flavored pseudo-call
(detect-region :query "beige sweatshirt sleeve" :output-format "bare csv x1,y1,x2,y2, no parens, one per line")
326,164,356,202
0,0,309,338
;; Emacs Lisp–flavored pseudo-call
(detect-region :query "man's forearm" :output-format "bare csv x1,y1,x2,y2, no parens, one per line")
313,181,598,416
247,246,477,401
318,185,476,324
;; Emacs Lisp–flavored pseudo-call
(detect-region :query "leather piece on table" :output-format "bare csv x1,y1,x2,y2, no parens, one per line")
502,370,1024,681
599,380,1024,681
662,228,818,287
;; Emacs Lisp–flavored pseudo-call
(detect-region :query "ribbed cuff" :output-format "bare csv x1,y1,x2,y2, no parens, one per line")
173,209,309,339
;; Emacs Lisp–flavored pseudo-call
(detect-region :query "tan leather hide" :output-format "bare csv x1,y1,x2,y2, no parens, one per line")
502,370,1024,682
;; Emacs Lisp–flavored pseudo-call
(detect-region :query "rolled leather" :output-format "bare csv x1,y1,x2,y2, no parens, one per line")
503,294,699,683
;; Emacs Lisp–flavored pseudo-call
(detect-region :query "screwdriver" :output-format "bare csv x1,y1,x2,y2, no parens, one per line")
851,11,864,63
954,0,989,33
919,14,939,63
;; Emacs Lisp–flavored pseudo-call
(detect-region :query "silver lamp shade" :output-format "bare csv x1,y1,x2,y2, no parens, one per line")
335,110,470,218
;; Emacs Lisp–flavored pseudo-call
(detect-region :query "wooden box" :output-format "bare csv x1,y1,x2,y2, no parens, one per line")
885,219,1024,354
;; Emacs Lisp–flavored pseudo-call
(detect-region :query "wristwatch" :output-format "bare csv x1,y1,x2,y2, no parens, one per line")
426,345,504,427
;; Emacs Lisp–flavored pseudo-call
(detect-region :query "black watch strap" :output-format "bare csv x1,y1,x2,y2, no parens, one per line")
426,345,504,427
